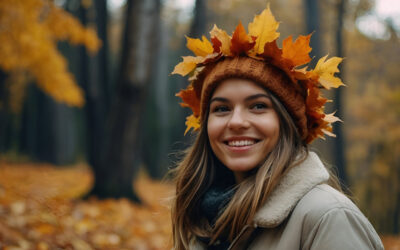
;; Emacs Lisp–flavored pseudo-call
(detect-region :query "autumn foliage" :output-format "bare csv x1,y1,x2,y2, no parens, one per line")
0,0,101,109
0,162,173,249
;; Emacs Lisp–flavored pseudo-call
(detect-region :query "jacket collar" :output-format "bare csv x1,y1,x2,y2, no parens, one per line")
253,152,329,228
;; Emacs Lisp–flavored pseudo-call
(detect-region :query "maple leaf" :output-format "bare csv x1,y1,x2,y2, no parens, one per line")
175,85,200,116
313,55,344,89
184,114,200,135
211,37,222,53
210,24,232,56
282,34,312,68
230,21,255,56
293,67,319,82
171,56,203,76
260,40,282,59
248,4,280,54
306,85,327,114
186,35,213,57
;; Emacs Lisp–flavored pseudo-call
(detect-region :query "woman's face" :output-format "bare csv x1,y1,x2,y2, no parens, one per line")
207,78,280,182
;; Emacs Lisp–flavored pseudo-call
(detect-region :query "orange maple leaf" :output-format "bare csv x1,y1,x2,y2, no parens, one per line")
306,85,327,112
230,21,255,56
260,40,282,59
175,86,200,116
282,34,312,68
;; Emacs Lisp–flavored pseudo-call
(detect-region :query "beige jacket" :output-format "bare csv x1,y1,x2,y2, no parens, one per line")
191,152,384,250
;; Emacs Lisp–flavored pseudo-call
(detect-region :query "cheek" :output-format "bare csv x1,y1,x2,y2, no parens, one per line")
259,114,280,141
207,116,223,141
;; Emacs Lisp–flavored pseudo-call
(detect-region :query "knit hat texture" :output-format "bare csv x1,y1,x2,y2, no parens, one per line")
194,57,308,139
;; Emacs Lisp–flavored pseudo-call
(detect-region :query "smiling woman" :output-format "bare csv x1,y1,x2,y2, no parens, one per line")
207,79,280,182
170,6,384,250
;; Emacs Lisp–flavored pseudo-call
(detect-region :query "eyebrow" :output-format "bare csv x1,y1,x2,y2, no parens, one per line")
209,93,270,104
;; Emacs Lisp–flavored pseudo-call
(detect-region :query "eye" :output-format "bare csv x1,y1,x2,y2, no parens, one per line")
212,105,230,113
250,103,267,110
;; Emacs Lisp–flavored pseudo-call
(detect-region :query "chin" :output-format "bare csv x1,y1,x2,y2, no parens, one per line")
225,161,258,173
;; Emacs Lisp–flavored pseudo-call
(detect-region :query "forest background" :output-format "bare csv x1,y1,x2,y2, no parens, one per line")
0,0,399,249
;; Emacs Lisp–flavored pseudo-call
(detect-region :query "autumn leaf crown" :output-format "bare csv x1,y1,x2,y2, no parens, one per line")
172,5,344,144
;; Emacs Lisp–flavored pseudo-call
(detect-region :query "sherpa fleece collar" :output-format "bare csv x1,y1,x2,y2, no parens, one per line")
253,152,329,228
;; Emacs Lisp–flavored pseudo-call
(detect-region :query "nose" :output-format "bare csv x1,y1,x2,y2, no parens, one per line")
227,107,250,130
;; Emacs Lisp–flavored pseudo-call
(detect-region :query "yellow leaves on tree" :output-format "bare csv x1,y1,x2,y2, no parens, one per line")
0,0,101,109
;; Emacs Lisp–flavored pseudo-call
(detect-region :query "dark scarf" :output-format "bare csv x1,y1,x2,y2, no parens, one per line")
198,169,236,250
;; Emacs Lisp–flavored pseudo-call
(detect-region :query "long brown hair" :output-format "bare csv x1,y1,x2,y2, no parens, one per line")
171,91,307,249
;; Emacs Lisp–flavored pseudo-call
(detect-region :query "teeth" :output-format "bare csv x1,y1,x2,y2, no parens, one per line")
228,140,255,147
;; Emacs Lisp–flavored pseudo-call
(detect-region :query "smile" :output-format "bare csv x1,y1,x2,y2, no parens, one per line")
226,139,259,147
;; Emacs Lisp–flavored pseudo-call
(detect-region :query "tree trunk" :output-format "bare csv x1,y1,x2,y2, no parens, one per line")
333,0,348,187
143,2,166,179
303,0,322,64
303,0,348,188
78,0,109,173
0,70,9,152
89,0,160,200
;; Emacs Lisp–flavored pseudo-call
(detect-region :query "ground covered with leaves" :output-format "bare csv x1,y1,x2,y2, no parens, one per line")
0,161,172,249
0,161,399,250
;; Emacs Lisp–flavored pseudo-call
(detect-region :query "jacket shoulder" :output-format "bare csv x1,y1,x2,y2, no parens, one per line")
294,184,384,250
295,183,360,220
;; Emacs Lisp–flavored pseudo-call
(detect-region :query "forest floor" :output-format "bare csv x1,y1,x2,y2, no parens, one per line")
0,161,399,250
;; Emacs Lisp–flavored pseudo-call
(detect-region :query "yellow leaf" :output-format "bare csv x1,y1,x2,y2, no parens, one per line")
209,24,232,55
171,56,203,76
248,4,280,54
186,35,213,57
282,34,312,67
313,55,344,89
184,114,200,135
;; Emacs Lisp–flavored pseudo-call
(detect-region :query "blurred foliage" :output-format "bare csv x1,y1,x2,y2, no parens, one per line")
0,162,172,249
346,29,400,233
0,0,101,110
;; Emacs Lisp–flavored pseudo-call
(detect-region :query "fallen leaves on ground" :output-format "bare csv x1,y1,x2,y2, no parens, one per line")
0,161,173,249
0,161,399,249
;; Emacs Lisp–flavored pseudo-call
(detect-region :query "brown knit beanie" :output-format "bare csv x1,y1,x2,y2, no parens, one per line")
193,57,308,139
